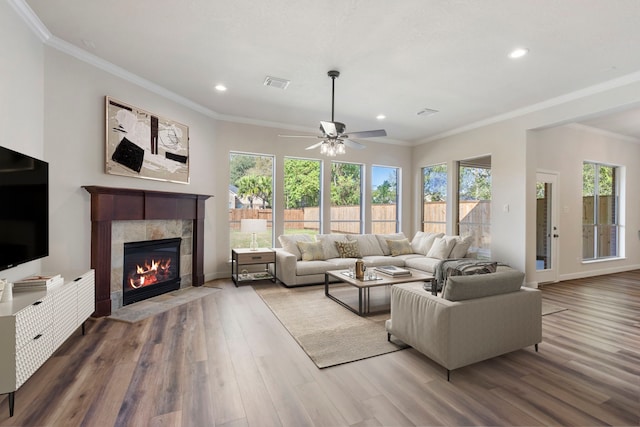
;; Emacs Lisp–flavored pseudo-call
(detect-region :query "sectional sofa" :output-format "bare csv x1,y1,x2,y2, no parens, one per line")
273,231,474,287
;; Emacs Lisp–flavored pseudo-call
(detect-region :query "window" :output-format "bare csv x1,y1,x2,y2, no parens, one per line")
583,162,619,260
458,157,491,255
229,152,274,249
283,157,321,236
331,162,362,234
421,164,447,233
371,165,399,233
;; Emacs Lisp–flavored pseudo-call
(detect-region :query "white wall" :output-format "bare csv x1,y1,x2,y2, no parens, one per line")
531,124,640,281
411,121,528,271
0,1,45,282
41,48,219,279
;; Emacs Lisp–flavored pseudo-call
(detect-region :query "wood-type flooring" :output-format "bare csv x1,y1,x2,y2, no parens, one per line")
1,270,638,426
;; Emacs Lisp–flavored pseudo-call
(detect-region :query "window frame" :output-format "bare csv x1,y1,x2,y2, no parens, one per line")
371,165,400,234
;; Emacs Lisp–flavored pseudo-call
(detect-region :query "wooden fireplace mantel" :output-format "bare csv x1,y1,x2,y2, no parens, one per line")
83,186,211,317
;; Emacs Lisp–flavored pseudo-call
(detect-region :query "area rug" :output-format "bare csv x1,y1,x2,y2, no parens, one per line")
109,285,221,323
542,301,568,316
253,283,407,369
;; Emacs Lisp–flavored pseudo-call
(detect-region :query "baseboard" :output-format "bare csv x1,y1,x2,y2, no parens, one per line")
558,263,640,282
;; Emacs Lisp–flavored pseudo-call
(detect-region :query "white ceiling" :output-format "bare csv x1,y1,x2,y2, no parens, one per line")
20,0,640,144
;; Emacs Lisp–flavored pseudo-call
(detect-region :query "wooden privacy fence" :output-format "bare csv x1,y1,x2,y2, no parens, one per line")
229,205,398,233
230,201,491,234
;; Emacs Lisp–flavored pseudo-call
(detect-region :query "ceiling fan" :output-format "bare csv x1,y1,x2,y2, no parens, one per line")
279,70,387,156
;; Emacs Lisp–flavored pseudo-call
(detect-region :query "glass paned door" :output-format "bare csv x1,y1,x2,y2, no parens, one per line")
535,172,558,283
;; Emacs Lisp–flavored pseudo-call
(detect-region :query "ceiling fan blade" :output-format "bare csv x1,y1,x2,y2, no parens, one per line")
342,139,366,150
320,121,338,137
278,134,321,139
305,141,325,150
345,129,387,139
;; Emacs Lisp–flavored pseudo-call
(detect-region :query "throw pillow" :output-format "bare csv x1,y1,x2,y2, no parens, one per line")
450,235,473,258
278,234,313,260
387,238,413,256
297,241,325,261
375,233,407,255
316,234,347,259
335,240,362,258
411,231,444,255
426,237,456,260
347,234,384,256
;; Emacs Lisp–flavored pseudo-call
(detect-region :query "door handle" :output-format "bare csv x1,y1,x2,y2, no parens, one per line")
553,234,559,238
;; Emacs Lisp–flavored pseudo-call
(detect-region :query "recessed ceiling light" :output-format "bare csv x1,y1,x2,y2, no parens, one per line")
215,84,227,92
376,114,386,120
509,47,529,59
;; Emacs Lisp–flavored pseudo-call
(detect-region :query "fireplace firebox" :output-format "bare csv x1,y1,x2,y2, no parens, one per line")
123,237,181,306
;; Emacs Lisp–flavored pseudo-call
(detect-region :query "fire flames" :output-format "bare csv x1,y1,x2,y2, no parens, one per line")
128,258,172,289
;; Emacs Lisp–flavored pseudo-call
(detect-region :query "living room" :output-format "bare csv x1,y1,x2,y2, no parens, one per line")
2,0,640,425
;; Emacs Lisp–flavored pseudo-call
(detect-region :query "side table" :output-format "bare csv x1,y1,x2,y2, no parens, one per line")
231,248,276,286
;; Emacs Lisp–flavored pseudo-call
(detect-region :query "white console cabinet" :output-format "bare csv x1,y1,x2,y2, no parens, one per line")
0,270,95,417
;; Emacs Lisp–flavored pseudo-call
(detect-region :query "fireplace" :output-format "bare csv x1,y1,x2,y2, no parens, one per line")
123,238,181,305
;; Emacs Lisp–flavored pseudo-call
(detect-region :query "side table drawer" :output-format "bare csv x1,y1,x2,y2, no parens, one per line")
236,252,275,264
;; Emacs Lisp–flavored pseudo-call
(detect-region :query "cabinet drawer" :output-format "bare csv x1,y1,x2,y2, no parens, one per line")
16,327,53,389
236,251,275,264
15,295,53,351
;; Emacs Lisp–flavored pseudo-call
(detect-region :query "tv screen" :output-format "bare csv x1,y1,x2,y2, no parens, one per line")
0,146,49,271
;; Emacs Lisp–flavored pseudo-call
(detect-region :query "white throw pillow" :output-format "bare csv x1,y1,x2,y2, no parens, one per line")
375,233,407,255
411,231,444,255
278,234,313,260
347,234,384,256
426,236,456,260
450,235,473,258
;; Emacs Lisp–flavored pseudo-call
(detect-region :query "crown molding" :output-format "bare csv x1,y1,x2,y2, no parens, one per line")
418,70,640,145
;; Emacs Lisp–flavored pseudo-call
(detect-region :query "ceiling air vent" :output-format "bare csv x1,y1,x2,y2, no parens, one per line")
417,108,439,117
264,76,290,90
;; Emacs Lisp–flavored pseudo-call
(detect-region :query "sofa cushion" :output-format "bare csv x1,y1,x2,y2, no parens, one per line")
450,235,473,258
348,234,384,256
387,238,413,256
442,270,525,301
335,240,362,258
411,231,444,255
375,233,407,255
426,237,456,260
404,256,441,273
296,260,339,276
316,234,348,259
362,256,406,267
278,234,313,260
297,241,325,261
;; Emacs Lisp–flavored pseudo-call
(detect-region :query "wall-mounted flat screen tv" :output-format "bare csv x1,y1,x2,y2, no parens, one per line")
0,145,49,272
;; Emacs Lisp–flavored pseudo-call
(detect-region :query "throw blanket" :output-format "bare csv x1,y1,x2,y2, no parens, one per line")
432,259,502,290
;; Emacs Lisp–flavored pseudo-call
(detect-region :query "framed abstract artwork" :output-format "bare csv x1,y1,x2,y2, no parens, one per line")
105,96,190,184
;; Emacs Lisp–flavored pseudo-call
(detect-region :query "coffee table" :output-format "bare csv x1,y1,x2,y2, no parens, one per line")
324,268,434,316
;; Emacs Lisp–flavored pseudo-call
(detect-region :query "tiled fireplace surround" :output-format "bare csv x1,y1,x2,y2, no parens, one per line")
111,219,193,310
84,186,211,317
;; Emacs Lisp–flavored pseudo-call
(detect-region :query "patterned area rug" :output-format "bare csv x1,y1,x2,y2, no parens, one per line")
109,285,221,323
253,283,407,369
